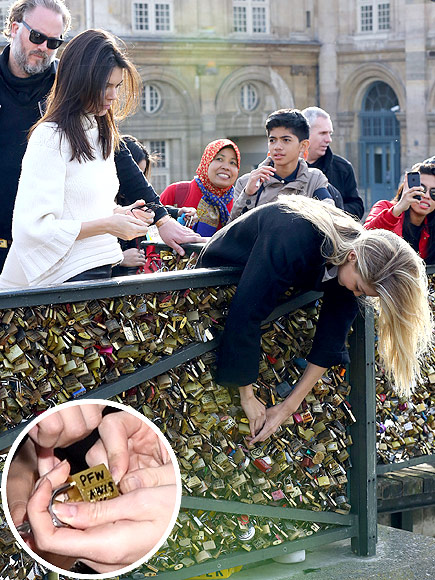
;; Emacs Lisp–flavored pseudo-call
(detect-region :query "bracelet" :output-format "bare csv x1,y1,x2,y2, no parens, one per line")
155,215,171,228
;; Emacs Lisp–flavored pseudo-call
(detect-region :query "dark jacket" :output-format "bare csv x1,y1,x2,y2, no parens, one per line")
308,146,364,219
198,202,359,388
0,45,56,241
0,46,166,266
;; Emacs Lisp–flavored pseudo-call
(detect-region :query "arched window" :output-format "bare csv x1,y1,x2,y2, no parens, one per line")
240,83,258,111
141,84,162,114
363,81,398,112
361,81,399,138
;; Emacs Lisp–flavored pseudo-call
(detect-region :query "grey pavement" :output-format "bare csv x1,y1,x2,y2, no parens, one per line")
231,525,435,580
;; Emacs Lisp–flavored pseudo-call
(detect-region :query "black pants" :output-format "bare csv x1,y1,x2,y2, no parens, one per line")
65,264,112,283
0,247,9,272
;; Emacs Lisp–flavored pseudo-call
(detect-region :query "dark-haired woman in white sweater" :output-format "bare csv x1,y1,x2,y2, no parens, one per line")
0,29,151,288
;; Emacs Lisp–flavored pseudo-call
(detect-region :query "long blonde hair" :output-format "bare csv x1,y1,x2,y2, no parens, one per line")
279,195,433,397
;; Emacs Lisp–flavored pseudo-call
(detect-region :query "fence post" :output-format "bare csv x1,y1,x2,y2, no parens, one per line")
348,305,377,556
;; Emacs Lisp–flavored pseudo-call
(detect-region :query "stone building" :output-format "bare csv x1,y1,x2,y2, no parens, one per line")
1,0,434,207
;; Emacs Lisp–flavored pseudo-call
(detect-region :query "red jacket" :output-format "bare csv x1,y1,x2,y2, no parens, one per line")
160,179,233,231
364,199,430,259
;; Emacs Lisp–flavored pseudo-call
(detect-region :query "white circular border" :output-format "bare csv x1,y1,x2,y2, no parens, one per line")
0,399,182,579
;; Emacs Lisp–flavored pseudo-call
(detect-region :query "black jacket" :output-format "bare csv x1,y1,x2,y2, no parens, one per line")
0,45,57,241
198,202,359,388
308,147,364,219
0,46,166,252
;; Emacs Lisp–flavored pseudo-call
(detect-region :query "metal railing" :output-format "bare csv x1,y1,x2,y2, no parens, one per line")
0,263,379,579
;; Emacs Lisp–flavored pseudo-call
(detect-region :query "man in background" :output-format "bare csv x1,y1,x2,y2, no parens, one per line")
302,106,364,219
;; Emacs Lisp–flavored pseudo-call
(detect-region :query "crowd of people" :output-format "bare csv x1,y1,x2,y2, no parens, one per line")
1,0,435,575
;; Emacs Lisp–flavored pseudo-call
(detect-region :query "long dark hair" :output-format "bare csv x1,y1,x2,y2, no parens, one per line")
393,163,435,264
31,29,141,162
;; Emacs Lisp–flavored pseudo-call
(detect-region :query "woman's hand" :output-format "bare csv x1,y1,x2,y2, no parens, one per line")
9,459,76,571
239,385,266,437
249,363,328,443
245,164,276,196
78,212,149,241
249,403,292,444
85,411,172,485
178,206,198,223
393,175,424,216
28,405,105,476
106,213,149,240
27,479,177,574
114,200,154,224
119,247,146,268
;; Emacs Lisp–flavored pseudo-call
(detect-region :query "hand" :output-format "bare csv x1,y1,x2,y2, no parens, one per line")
239,385,266,437
393,177,424,216
178,207,198,223
107,213,149,240
248,404,289,444
119,247,146,268
158,217,206,256
245,164,276,196
84,411,172,486
26,467,177,573
248,363,327,443
114,200,154,224
6,437,38,528
8,458,76,571
28,405,105,476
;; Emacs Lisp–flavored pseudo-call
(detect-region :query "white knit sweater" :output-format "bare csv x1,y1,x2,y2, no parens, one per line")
0,118,123,288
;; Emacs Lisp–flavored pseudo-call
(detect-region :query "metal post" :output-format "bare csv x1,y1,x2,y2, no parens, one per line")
348,305,377,556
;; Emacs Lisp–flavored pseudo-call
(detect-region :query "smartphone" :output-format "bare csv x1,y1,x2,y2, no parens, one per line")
407,172,421,200
131,204,153,213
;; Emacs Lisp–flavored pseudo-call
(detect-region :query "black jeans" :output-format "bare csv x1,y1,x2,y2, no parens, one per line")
65,264,112,282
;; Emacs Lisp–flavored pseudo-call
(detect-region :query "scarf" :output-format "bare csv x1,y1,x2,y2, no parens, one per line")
194,139,240,236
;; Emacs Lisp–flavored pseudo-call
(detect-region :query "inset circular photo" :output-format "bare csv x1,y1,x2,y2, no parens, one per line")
1,400,181,578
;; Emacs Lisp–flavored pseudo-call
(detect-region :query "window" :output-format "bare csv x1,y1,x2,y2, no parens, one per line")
147,140,169,193
133,1,173,33
359,1,390,33
377,3,390,30
240,83,258,111
141,84,162,114
233,0,269,34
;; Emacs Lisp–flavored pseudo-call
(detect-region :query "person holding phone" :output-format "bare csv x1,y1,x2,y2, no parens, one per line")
230,109,333,222
0,29,154,288
364,161,435,264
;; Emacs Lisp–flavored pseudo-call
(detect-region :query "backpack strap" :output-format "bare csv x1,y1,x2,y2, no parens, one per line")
173,181,192,208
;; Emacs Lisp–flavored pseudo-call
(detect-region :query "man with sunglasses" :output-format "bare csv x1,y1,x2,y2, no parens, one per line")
0,0,203,272
364,161,435,264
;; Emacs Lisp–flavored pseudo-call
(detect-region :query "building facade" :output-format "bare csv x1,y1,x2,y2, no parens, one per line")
1,0,434,207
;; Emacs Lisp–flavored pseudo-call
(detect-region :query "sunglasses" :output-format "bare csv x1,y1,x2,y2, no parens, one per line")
420,184,435,201
21,20,64,50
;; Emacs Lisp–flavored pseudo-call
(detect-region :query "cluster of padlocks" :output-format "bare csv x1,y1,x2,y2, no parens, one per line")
0,286,234,429
0,269,434,578
112,306,355,575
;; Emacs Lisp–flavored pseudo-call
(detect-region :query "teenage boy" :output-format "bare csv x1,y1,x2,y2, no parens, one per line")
230,109,333,221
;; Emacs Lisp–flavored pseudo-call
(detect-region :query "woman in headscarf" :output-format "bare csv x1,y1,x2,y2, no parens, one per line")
160,139,241,236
